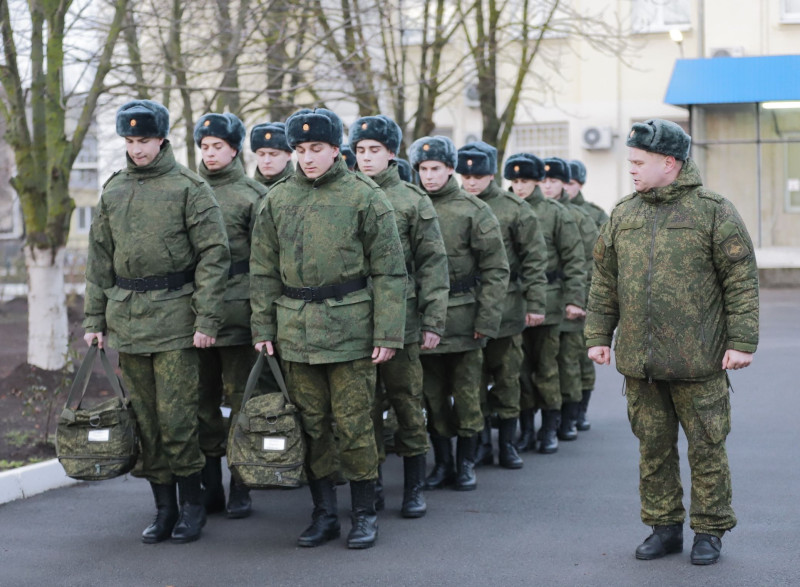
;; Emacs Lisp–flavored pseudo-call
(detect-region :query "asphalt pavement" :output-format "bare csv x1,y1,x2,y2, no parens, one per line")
1,289,798,587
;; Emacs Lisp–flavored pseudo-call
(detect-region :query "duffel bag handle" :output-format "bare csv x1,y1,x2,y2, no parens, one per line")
63,340,128,412
241,347,292,408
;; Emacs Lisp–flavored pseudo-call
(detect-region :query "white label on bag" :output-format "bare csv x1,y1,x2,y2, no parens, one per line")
220,406,232,418
263,437,286,451
88,429,110,442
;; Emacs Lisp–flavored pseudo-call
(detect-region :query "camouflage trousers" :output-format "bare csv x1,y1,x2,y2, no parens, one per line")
556,331,585,404
284,358,378,482
519,324,562,411
626,372,736,536
374,343,428,460
421,348,484,438
119,348,204,485
480,334,523,420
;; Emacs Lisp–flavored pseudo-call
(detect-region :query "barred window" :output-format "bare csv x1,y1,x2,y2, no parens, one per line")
632,0,691,33
511,122,569,159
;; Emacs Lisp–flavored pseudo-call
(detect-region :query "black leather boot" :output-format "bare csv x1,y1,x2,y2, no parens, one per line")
297,477,341,547
348,480,378,549
201,456,226,514
576,389,592,431
424,433,455,489
498,418,524,469
557,402,579,441
226,477,252,519
473,416,494,466
171,472,207,543
374,464,385,511
401,454,427,518
538,409,560,454
690,533,721,565
635,524,683,560
454,435,478,491
515,408,536,452
141,482,179,544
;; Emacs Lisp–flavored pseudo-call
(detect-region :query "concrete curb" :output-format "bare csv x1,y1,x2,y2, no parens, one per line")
0,459,80,505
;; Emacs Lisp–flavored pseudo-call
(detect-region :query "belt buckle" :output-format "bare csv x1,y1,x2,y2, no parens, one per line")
299,287,315,302
132,278,147,293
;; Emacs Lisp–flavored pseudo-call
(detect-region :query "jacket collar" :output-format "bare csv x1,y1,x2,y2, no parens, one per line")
126,141,177,179
294,154,348,189
370,161,402,190
254,161,294,186
426,174,460,199
198,156,244,186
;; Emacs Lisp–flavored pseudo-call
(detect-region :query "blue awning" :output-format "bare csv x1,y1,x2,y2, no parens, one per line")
665,55,800,106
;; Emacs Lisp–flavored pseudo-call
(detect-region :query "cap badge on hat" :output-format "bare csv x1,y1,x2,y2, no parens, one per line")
204,120,211,127
544,164,550,171
303,123,310,131
130,119,137,127
467,159,473,166
423,144,430,151
265,132,272,140
514,165,520,172
629,130,635,138
361,122,368,130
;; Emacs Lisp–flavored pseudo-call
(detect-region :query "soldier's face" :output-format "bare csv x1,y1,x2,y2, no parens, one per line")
418,161,453,192
355,139,394,177
628,147,674,192
295,142,339,179
256,148,292,178
511,178,537,199
564,180,581,199
541,177,564,198
200,136,238,171
125,136,164,166
461,174,494,195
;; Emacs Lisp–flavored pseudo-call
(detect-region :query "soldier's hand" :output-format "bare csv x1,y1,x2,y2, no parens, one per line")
193,331,216,348
255,341,275,356
525,313,545,327
722,349,753,370
474,331,486,339
83,332,104,349
421,331,441,350
372,346,396,364
588,346,611,365
565,304,586,320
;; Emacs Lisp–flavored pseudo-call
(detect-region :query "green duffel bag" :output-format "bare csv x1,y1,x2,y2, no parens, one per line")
56,341,139,481
227,348,306,489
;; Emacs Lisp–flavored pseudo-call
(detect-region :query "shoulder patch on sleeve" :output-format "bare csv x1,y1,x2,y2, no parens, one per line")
721,233,750,262
102,169,122,189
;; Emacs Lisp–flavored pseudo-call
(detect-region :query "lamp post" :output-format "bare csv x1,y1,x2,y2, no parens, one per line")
670,28,684,58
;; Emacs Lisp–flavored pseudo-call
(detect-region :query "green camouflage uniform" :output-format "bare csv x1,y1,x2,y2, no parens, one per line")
477,182,547,419
519,185,586,411
196,157,272,458
250,155,406,481
254,161,294,191
420,175,509,437
371,162,449,459
585,159,759,536
83,142,230,485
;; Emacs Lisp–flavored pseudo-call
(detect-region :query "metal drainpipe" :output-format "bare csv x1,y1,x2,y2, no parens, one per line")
756,102,763,248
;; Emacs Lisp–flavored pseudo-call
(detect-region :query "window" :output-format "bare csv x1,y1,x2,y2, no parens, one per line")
511,122,569,159
74,206,95,234
632,0,691,33
781,0,800,23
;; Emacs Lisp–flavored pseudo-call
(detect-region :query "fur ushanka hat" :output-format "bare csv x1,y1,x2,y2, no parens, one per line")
626,118,691,161
543,157,571,184
285,108,343,149
194,113,246,153
503,153,546,181
349,115,403,154
409,136,457,170
116,100,170,138
250,122,291,153
456,141,497,176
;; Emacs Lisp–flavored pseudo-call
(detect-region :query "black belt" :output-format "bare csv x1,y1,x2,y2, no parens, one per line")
546,270,565,284
449,274,481,294
282,276,368,303
115,269,195,292
228,259,250,278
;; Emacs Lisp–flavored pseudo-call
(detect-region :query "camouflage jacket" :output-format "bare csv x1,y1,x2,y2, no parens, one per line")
585,159,759,381
422,175,509,354
199,157,267,346
254,162,294,192
522,186,586,326
370,163,449,344
478,182,548,337
556,190,599,333
250,156,407,364
573,190,609,228
83,142,230,353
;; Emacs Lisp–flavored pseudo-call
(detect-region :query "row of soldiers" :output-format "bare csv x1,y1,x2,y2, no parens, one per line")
83,99,607,549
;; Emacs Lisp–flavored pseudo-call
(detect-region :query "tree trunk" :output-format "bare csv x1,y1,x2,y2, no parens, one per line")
25,245,68,370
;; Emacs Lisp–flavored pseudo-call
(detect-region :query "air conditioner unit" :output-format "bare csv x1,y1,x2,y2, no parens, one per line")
464,84,481,108
581,126,613,150
708,46,745,58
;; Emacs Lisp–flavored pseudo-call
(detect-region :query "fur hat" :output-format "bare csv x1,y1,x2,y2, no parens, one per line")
409,136,457,170
116,100,170,138
193,113,245,153
250,122,291,153
503,153,546,181
340,144,356,170
395,158,413,183
349,115,402,154
569,159,587,185
457,141,497,176
285,108,343,149
543,157,571,183
626,118,691,160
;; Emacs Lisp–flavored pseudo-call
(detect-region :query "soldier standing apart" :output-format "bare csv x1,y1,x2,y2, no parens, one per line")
250,108,407,549
457,141,547,469
504,154,585,455
410,136,509,491
83,100,230,544
193,113,270,519
349,115,449,518
540,158,598,442
586,119,759,565
250,121,295,190
564,159,608,431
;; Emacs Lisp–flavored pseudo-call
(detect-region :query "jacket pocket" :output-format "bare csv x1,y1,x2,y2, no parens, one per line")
147,282,194,302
